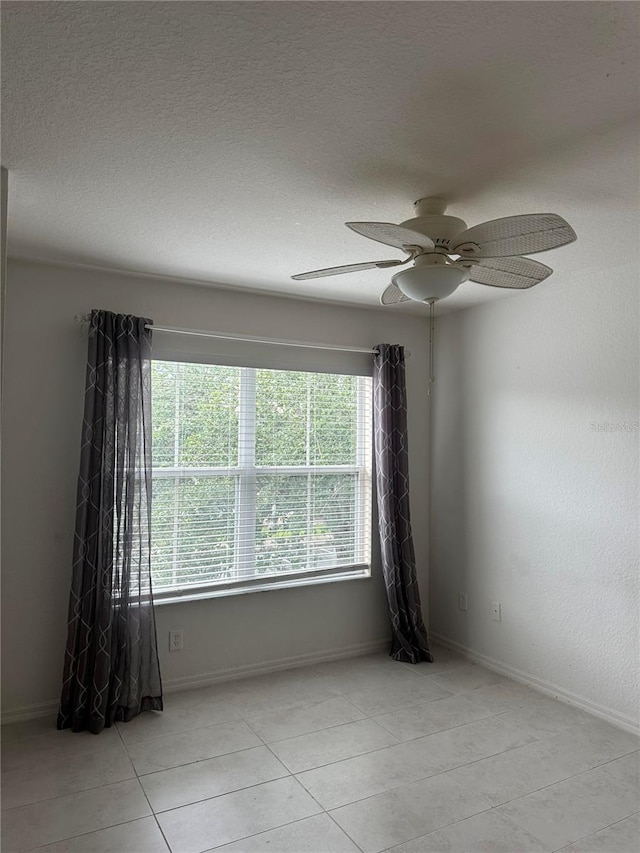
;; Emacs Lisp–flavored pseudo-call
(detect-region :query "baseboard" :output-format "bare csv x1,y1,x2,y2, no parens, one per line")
0,698,60,726
431,632,640,736
162,637,390,694
1,637,391,726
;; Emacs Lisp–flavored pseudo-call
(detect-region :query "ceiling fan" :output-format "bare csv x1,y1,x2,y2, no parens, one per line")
291,197,577,306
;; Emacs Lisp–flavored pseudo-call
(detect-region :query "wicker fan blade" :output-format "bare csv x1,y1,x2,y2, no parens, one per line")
465,256,553,289
291,258,404,280
453,214,576,258
380,283,411,305
346,222,435,252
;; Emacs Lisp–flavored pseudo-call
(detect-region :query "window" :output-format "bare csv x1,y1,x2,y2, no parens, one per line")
150,360,372,600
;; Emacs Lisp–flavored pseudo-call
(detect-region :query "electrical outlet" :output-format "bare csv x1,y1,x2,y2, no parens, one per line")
458,592,468,612
169,629,183,652
491,601,501,622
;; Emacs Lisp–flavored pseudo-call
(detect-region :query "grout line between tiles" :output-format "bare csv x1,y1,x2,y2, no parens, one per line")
443,741,640,813
244,719,368,853
361,797,494,853
112,715,259,749
21,816,165,853
550,810,640,852
114,717,173,853
326,688,456,719
477,749,640,848
0,766,139,815
197,814,351,853
200,718,363,853
255,686,525,745
242,716,295,779
244,704,368,745
293,732,639,816
289,722,523,775
277,714,545,778
113,691,282,747
505,746,640,801
386,745,637,852
258,716,386,747
133,741,271,778
146,769,293,815
324,811,368,853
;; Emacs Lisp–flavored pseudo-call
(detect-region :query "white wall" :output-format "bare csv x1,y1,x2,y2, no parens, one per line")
1,259,431,717
430,262,639,726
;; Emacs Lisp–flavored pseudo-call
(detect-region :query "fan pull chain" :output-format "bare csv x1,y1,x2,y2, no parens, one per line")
428,299,435,396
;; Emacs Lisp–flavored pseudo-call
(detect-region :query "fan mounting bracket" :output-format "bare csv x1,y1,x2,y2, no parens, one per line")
414,197,447,216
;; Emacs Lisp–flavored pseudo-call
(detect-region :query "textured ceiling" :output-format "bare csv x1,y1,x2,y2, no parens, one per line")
2,1,639,314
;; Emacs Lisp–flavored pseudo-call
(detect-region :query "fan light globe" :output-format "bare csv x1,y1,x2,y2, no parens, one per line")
391,265,469,303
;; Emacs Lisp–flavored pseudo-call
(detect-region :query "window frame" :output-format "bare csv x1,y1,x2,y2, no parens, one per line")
150,358,373,604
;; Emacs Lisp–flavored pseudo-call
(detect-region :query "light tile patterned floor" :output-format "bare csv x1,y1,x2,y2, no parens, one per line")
1,645,639,852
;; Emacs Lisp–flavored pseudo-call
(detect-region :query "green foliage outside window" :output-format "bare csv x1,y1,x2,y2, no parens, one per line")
150,361,369,590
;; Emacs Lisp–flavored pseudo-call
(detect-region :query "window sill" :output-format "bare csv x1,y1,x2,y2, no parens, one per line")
152,565,372,605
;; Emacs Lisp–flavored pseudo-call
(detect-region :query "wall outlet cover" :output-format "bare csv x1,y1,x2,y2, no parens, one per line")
169,629,183,652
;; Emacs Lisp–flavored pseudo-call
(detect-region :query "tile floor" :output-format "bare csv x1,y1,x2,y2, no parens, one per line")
1,645,639,852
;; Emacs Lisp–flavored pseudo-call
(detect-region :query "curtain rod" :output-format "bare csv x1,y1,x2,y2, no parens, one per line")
152,325,379,354
73,315,399,356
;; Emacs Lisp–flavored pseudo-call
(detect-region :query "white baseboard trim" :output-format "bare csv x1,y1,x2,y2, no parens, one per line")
1,637,391,726
162,637,390,694
431,633,640,736
0,698,60,726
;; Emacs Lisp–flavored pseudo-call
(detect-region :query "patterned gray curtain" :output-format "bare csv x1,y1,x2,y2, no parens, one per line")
373,344,433,664
58,310,162,734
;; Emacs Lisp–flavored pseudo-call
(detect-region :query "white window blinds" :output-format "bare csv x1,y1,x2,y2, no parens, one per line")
151,361,372,596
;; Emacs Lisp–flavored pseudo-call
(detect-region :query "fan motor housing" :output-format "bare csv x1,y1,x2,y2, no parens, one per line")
399,215,467,253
